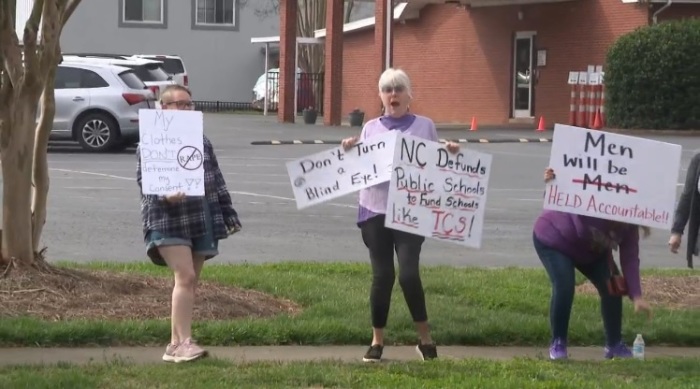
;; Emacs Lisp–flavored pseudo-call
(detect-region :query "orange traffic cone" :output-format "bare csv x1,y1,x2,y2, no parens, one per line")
469,116,478,131
536,116,546,132
592,110,602,130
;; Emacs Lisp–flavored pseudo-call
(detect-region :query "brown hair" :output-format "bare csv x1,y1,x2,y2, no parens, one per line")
160,85,192,104
610,221,651,239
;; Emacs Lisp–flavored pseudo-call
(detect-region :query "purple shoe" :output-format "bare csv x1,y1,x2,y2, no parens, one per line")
549,338,568,360
604,342,633,359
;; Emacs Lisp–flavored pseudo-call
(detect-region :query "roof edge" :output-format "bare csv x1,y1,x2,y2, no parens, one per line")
314,2,414,39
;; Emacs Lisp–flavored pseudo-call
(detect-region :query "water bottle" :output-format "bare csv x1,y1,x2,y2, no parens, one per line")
632,334,645,360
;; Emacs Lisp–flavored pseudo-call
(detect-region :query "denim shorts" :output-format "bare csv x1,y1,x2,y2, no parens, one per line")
145,199,219,266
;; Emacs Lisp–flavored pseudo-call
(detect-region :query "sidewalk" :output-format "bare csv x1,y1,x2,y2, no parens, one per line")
1,346,699,366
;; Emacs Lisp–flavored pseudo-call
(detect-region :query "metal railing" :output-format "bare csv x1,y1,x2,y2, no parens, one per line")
193,101,253,113
252,71,324,114
172,72,327,115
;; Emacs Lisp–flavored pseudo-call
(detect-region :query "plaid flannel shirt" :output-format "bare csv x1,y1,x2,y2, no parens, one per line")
136,135,241,241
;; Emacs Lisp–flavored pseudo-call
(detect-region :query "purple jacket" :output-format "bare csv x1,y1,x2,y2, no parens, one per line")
533,210,642,298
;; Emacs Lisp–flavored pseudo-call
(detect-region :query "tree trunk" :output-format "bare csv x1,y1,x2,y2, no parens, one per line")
344,0,354,23
1,101,40,265
31,68,56,253
0,0,82,269
297,0,326,73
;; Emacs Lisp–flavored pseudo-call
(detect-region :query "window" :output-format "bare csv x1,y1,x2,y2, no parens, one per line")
119,71,148,90
193,0,236,29
125,64,171,82
55,67,109,89
142,57,185,74
120,0,167,28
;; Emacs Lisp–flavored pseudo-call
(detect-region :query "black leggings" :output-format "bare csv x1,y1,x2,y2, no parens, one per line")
360,215,428,328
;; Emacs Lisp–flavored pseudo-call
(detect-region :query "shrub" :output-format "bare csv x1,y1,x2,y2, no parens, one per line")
605,19,700,130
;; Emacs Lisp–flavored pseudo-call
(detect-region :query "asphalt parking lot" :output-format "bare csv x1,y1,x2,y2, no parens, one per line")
3,114,698,268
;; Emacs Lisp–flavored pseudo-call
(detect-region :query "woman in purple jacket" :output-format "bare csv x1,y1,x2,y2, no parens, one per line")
534,167,652,360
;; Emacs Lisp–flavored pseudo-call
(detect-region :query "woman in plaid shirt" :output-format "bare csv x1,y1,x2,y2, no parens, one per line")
136,85,242,363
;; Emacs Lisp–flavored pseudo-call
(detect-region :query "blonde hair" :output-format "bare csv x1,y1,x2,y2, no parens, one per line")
160,84,192,104
378,68,413,98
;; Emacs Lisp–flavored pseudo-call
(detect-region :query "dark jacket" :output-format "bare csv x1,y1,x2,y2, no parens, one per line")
671,152,700,269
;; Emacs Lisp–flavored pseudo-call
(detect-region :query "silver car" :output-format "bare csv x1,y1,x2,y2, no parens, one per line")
61,54,177,103
50,62,155,152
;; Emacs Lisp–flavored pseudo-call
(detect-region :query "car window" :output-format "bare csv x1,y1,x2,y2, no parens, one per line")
81,69,109,88
55,67,108,89
119,70,147,90
126,64,171,82
143,57,185,74
55,67,82,89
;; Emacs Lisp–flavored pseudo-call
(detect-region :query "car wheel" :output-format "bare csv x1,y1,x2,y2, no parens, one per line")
75,113,120,152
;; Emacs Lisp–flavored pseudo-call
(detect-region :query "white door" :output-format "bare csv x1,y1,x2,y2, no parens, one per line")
512,32,536,118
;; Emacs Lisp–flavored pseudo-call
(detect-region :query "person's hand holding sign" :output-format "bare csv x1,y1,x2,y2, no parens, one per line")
544,167,556,183
163,192,185,204
444,141,460,154
341,136,359,151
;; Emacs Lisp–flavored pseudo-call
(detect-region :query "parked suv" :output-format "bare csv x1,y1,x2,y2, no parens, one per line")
50,62,156,152
132,54,189,87
61,53,176,102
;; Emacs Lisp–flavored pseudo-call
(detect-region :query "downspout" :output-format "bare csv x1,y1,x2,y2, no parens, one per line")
652,0,673,25
385,0,393,69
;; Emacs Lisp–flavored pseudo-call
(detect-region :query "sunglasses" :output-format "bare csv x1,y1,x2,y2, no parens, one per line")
381,85,405,94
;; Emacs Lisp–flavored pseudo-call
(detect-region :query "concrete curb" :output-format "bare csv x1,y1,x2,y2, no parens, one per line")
1,346,698,366
251,138,553,145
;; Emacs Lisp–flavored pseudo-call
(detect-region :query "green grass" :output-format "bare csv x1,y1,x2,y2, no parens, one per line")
0,262,697,347
1,358,699,388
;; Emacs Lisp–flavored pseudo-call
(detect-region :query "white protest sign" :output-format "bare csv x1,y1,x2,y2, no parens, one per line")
138,109,205,196
544,124,682,230
384,133,493,249
286,131,398,209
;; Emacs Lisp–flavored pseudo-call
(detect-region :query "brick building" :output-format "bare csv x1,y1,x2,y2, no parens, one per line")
277,0,699,127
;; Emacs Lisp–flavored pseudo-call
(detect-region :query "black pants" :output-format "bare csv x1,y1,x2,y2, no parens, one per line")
360,215,428,328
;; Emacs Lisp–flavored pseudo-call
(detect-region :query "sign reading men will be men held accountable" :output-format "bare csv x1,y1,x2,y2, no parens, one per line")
139,109,205,196
286,131,398,209
385,134,493,249
544,124,682,230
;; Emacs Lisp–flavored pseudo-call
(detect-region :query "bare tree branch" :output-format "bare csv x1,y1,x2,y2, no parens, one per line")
239,0,363,73
0,69,12,111
239,0,280,19
344,0,354,23
23,0,46,82
0,0,24,88
0,68,12,150
38,0,62,72
61,0,81,27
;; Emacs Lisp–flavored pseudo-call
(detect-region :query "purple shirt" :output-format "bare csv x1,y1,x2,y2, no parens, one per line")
533,210,642,298
356,114,438,225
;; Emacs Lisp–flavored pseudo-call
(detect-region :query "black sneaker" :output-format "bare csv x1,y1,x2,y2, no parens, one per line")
362,344,384,363
416,343,438,361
